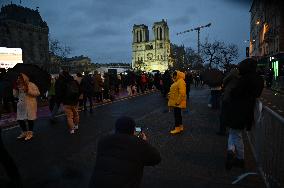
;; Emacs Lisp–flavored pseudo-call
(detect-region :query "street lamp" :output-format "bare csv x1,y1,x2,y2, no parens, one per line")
256,20,260,25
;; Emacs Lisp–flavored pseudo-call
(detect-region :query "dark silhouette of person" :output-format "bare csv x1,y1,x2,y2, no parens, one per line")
89,116,161,188
0,128,23,188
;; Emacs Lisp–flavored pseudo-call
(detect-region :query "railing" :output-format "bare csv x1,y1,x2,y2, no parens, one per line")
247,100,284,188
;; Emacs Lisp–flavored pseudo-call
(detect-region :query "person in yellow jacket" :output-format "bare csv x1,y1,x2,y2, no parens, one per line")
168,71,187,134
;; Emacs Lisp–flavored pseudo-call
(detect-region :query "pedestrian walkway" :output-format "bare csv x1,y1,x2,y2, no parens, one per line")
0,88,265,188
260,88,284,116
0,89,155,128
136,88,265,188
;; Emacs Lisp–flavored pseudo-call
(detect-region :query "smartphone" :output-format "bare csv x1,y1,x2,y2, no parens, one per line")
135,127,142,133
135,127,142,137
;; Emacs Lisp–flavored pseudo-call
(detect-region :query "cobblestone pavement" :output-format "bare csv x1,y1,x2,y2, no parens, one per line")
0,88,265,188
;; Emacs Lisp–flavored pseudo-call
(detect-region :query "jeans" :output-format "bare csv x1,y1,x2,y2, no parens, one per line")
48,96,56,112
227,129,244,159
83,94,93,111
51,102,61,118
173,107,182,128
18,120,34,131
63,105,79,130
211,90,221,109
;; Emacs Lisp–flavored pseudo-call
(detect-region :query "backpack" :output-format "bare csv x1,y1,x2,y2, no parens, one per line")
65,79,80,100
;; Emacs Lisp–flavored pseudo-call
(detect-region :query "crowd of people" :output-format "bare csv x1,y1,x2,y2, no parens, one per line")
0,58,265,187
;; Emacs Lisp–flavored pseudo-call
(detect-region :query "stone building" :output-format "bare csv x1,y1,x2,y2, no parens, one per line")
132,19,171,72
0,4,49,67
61,55,95,74
250,0,284,86
250,0,284,58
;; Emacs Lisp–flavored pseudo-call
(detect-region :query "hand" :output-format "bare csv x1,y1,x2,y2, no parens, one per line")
140,132,147,141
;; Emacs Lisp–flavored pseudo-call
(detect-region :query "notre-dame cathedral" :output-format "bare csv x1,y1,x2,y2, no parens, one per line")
132,19,171,72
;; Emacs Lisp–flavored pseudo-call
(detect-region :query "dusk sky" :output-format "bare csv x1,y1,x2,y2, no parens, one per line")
1,0,252,64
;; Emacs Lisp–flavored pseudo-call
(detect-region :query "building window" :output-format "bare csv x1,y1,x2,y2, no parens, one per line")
140,30,142,42
156,28,159,40
160,27,163,40
159,43,163,48
136,31,139,42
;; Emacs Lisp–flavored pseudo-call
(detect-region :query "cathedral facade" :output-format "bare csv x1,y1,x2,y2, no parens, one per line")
132,19,171,72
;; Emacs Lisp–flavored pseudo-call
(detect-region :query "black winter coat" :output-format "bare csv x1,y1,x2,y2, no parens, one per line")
56,73,80,106
89,133,161,188
225,72,264,130
54,75,66,103
81,75,94,96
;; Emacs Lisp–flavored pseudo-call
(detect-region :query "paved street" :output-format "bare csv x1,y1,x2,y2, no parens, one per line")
260,88,284,116
0,88,264,188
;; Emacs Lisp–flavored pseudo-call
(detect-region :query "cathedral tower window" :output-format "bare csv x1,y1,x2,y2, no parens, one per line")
160,27,163,40
156,27,159,40
140,30,142,42
136,31,139,42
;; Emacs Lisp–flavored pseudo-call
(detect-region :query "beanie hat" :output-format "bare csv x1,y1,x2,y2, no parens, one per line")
115,116,136,135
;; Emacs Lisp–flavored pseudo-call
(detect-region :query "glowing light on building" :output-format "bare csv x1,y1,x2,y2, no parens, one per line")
0,47,23,69
272,61,279,79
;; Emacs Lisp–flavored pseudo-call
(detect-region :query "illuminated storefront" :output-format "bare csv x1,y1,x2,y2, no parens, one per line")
0,47,23,69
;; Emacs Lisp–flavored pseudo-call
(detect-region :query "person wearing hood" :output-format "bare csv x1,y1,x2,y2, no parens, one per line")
14,73,40,141
168,71,187,134
217,68,239,136
89,116,161,188
225,58,264,170
60,71,81,134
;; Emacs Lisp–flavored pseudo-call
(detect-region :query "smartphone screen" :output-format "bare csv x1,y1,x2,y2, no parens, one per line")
135,127,142,132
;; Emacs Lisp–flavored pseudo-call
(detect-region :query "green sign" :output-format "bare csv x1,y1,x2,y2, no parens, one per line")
272,61,279,79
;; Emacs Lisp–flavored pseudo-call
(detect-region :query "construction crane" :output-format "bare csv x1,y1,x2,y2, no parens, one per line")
177,23,212,55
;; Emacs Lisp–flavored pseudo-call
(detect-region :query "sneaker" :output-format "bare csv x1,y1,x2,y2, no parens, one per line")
225,150,235,170
17,132,27,139
24,131,33,141
70,129,75,134
74,125,79,130
170,127,181,135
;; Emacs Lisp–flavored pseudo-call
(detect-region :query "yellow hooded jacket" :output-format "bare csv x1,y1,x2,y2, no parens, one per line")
168,71,187,109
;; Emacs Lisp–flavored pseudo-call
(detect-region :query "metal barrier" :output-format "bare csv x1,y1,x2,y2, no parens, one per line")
247,100,284,188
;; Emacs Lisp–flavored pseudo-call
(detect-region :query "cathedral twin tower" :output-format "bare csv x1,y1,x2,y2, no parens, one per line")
132,19,171,72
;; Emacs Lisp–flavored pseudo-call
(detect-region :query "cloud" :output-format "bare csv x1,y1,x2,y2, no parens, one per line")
171,15,191,26
221,0,253,7
0,0,251,63
0,0,9,7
